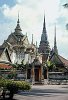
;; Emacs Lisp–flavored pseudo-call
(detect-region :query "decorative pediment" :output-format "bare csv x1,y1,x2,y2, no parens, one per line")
49,52,64,65
0,47,11,63
22,36,29,47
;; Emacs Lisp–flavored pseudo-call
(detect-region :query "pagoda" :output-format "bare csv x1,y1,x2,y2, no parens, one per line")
38,15,50,62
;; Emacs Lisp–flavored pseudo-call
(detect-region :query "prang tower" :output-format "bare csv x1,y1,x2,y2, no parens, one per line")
38,15,50,62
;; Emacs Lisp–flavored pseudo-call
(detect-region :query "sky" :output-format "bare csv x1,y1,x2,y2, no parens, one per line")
0,0,68,59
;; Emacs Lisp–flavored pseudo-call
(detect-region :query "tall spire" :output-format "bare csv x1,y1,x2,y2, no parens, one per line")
43,14,47,33
15,12,22,33
17,12,20,24
54,25,58,54
38,13,50,61
36,41,38,57
17,12,20,26
54,25,56,48
41,14,47,42
31,34,33,44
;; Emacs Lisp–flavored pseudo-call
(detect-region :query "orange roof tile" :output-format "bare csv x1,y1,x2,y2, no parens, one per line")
59,55,68,67
0,63,12,69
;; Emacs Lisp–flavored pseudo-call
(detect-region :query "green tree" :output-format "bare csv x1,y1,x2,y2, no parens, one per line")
0,78,31,99
46,61,56,71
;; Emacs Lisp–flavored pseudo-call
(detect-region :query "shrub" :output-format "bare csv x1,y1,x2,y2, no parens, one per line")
0,78,31,99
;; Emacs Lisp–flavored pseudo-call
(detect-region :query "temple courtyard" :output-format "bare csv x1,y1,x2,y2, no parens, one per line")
14,85,68,100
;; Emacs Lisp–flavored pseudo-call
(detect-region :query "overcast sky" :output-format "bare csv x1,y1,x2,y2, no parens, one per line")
0,0,68,59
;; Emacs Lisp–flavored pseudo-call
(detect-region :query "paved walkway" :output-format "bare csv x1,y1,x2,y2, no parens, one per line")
14,85,68,100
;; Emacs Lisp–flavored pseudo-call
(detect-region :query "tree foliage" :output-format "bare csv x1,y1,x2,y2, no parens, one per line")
46,61,56,71
0,78,31,99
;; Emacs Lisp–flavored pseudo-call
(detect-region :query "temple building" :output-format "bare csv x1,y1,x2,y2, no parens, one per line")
1,14,38,64
49,25,68,72
0,13,68,84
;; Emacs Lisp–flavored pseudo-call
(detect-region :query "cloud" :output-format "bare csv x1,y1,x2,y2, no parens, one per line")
0,0,68,59
1,0,60,22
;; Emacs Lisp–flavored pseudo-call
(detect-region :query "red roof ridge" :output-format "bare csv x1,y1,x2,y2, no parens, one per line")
59,55,68,61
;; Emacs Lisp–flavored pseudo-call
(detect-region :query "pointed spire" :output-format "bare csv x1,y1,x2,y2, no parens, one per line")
17,12,20,24
31,34,33,44
54,24,58,54
43,13,47,33
41,14,47,42
36,41,38,57
15,12,22,33
43,14,45,28
54,24,56,48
